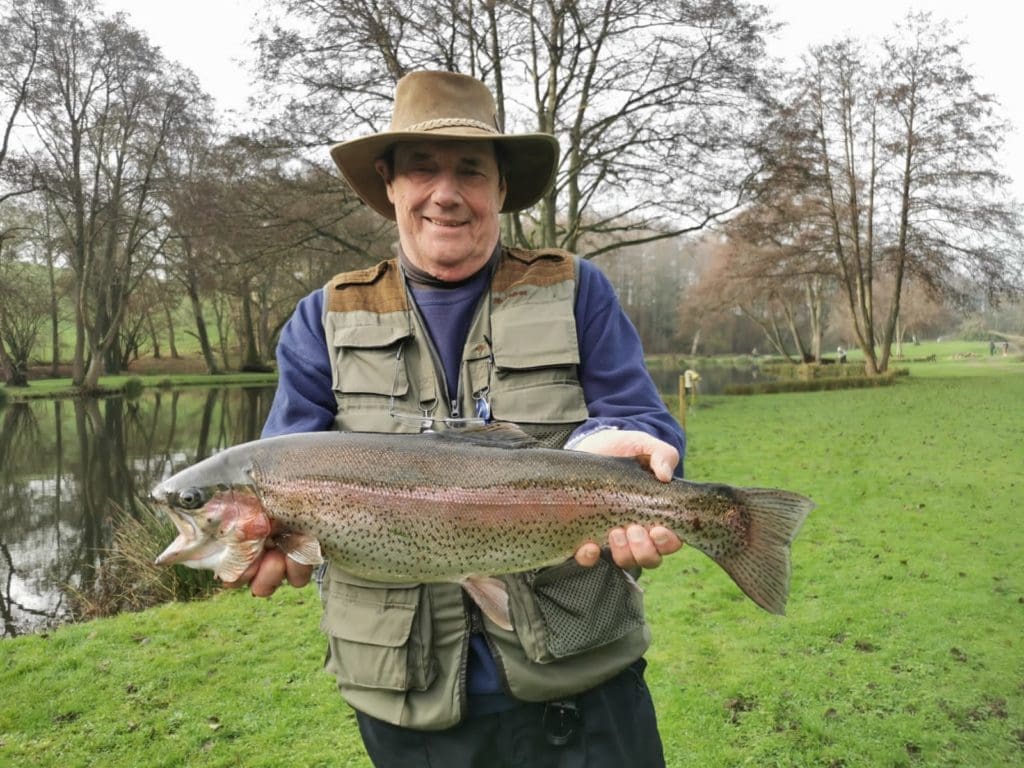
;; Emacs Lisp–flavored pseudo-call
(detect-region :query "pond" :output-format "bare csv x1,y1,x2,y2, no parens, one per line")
647,363,766,396
0,386,276,638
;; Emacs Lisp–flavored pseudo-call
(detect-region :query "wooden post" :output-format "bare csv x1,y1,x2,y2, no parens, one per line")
678,374,687,428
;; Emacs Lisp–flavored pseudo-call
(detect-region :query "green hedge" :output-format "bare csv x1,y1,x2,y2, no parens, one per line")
726,369,906,395
759,362,869,380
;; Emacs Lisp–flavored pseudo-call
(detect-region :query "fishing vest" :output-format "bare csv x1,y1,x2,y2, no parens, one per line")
318,246,650,730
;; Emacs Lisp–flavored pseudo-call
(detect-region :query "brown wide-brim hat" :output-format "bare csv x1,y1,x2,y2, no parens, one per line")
329,71,560,220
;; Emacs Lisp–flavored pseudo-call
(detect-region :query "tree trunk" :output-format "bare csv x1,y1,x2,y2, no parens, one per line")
46,235,60,377
0,339,28,387
148,314,161,359
164,303,180,358
186,274,220,374
239,289,263,371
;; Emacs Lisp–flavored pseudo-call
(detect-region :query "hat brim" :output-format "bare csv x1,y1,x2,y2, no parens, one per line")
329,128,560,220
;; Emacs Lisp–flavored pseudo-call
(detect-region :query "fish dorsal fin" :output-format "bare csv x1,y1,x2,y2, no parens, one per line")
430,422,539,449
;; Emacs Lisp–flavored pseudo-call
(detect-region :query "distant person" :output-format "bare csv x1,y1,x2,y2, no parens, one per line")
1003,341,1010,356
990,340,996,356
837,346,847,364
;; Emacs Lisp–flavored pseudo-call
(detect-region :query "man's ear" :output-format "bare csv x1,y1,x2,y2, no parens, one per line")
497,175,508,209
374,158,396,203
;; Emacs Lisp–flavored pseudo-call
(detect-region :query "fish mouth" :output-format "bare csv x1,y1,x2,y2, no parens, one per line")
153,504,207,566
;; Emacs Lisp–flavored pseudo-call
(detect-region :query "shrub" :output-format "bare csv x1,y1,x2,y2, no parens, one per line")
122,377,145,399
66,505,218,621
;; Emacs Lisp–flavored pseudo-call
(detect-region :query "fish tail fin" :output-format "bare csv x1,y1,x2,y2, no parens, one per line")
711,489,814,615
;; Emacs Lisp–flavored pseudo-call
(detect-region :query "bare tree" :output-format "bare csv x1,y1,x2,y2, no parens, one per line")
762,13,1023,373
253,0,778,257
24,0,212,389
0,0,43,213
0,250,50,385
719,193,836,361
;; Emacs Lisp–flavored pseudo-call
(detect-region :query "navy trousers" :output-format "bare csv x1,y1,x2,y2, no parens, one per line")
355,659,666,768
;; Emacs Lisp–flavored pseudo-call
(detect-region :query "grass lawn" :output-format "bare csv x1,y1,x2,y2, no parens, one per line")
649,364,1023,767
1,362,1022,767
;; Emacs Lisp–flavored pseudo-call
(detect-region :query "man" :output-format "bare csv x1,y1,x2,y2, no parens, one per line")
232,71,685,767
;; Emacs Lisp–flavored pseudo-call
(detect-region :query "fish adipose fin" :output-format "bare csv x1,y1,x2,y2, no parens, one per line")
711,489,814,615
462,576,513,630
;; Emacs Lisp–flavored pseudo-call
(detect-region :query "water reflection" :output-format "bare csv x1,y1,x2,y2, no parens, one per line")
0,386,275,637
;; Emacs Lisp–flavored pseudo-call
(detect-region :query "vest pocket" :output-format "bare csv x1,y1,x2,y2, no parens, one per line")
320,569,436,692
330,325,411,396
503,557,645,663
489,347,588,425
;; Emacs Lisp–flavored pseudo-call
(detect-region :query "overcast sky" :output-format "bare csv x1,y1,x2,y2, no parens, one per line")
96,0,1022,203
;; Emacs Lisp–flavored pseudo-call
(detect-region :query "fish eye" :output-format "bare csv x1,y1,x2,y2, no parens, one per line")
177,487,205,510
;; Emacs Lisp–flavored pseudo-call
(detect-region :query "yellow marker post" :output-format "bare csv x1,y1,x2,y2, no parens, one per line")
678,374,687,427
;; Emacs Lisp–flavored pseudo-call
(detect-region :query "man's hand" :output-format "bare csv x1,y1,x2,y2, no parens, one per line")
221,548,314,597
569,429,684,570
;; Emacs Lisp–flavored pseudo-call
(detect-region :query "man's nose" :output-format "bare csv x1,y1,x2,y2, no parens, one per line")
430,170,462,206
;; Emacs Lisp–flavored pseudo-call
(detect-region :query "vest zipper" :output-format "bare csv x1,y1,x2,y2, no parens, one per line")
402,271,491,422
404,285,456,420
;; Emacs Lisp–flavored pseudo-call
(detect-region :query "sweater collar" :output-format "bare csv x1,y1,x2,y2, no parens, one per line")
400,242,501,290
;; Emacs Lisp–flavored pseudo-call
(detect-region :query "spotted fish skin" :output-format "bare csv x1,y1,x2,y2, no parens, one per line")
152,428,813,615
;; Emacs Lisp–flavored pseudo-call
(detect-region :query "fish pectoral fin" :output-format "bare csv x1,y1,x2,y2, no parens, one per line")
462,576,513,631
214,538,266,583
275,530,324,567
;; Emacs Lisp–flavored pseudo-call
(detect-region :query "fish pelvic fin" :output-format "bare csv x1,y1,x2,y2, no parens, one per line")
461,576,513,631
711,488,814,615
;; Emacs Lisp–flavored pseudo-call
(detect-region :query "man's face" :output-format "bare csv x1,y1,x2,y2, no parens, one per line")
377,141,507,281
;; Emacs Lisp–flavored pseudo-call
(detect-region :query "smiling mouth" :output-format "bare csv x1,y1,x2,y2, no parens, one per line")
425,216,467,228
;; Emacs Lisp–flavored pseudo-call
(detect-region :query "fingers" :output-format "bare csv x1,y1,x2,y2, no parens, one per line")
607,524,683,570
220,557,263,591
570,429,679,483
650,525,683,557
249,549,288,597
647,443,679,483
220,549,313,597
285,557,314,588
574,541,602,567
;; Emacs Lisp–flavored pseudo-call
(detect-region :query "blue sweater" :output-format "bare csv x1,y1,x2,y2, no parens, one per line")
262,256,685,709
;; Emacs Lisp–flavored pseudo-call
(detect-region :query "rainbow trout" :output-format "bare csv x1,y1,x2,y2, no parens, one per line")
152,425,813,628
